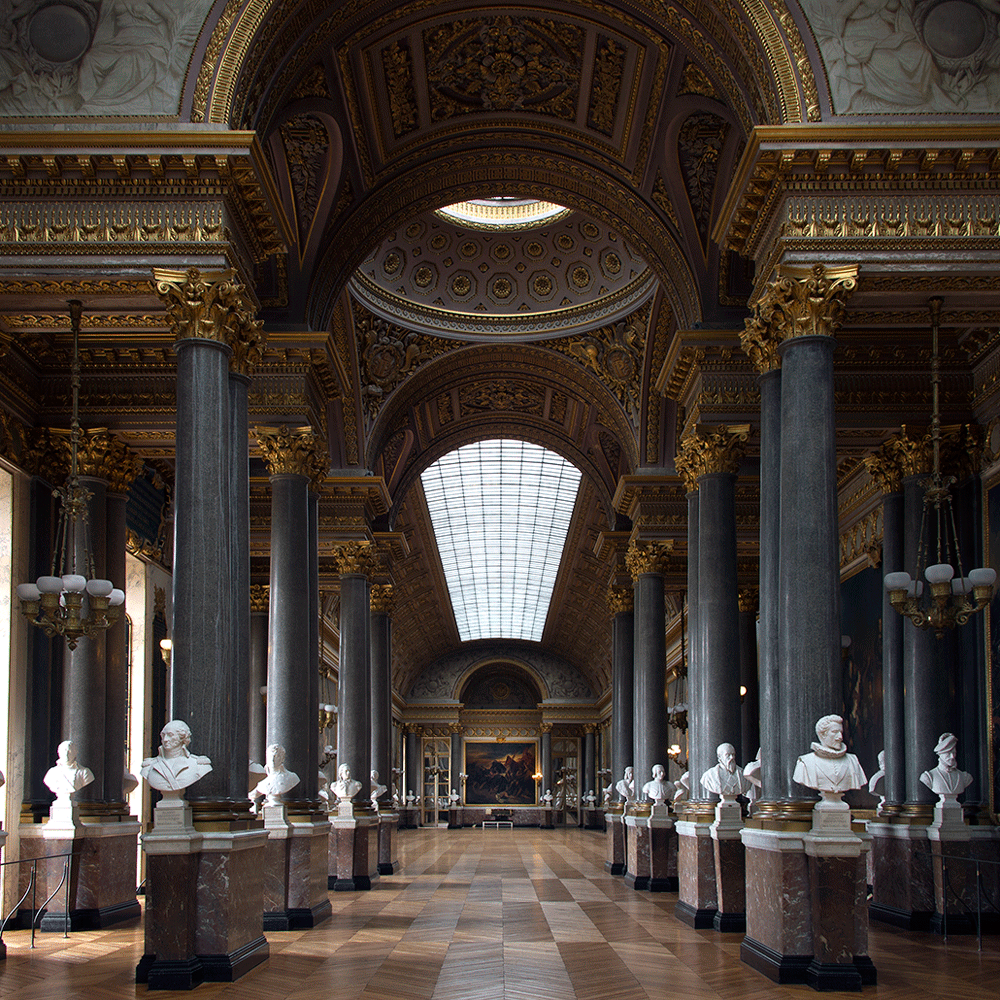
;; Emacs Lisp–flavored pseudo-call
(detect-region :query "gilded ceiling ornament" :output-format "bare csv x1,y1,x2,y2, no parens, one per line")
756,264,859,343
250,583,270,613
625,540,673,579
740,311,782,374
370,583,395,616
76,429,145,494
677,112,729,249
330,539,378,578
425,15,582,121
279,115,329,241
673,434,708,493
606,584,634,615
153,267,256,345
738,587,759,615
587,35,625,136
650,172,682,231
678,60,719,101
382,40,419,138
256,425,328,481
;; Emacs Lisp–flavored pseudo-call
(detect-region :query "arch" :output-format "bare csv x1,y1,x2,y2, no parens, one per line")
458,660,546,708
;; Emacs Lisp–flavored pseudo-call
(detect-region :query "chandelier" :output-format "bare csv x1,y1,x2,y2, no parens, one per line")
15,301,124,649
883,298,995,636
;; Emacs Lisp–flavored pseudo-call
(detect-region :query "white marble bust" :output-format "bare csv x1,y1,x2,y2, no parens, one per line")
370,769,388,810
602,784,612,807
701,743,751,798
140,720,213,792
582,790,597,806
868,750,887,814
673,770,689,804
318,769,331,810
332,762,362,802
641,763,672,806
744,747,761,808
541,788,554,805
793,715,866,796
920,733,973,799
448,788,460,806
249,743,299,808
615,766,635,806
44,740,94,801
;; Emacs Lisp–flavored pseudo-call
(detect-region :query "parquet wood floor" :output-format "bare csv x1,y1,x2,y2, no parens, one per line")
0,827,996,998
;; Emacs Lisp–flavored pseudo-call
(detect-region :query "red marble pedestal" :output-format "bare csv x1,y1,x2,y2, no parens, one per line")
648,814,677,891
261,811,332,930
399,806,419,829
929,827,977,934
712,833,746,931
378,813,400,874
329,810,379,890
540,807,554,830
868,821,934,930
19,818,141,931
0,828,6,959
675,820,717,927
624,813,650,890
605,809,625,874
138,824,269,990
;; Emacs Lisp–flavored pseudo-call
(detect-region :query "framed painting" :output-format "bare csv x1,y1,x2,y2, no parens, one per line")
463,740,538,806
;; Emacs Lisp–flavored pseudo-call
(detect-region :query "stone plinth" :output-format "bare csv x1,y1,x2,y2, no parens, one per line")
868,822,934,930
329,811,379,890
399,806,419,829
648,812,677,891
261,808,332,930
20,818,141,932
448,807,461,829
928,817,975,935
624,813,650,890
137,819,269,990
540,807,554,830
675,820,717,927
378,813,400,874
583,807,601,830
605,810,625,874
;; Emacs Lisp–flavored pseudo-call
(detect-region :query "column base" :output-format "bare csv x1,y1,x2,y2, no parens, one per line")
137,955,204,990
39,897,141,932
262,815,331,931
712,823,746,932
712,910,745,932
739,936,812,984
806,960,861,993
854,955,878,986
263,902,333,931
674,900,715,928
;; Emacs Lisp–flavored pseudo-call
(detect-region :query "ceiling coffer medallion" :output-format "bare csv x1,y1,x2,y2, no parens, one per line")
425,15,582,121
355,304,454,422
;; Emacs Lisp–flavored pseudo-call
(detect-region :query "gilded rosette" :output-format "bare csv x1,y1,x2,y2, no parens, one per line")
625,539,673,579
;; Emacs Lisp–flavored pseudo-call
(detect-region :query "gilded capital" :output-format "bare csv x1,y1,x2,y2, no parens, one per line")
698,425,749,477
370,583,395,616
154,267,256,345
738,587,759,614
227,309,266,378
540,722,553,734
606,584,634,615
625,539,673,579
757,263,858,343
583,723,596,734
257,425,329,483
331,539,378,577
740,313,782,374
448,722,464,735
403,722,423,736
250,583,269,613
77,429,145,493
674,434,707,493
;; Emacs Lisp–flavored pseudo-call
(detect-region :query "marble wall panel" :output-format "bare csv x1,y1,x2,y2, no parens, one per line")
678,830,717,909
144,853,198,960
194,839,266,955
870,830,934,914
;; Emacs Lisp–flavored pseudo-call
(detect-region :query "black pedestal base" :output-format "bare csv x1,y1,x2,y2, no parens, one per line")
648,876,678,892
930,911,976,935
868,901,932,930
713,910,746,932
263,899,332,931
854,955,877,985
137,937,269,990
40,898,140,932
604,861,625,875
806,960,862,992
330,873,379,891
674,900,716,928
624,871,649,891
740,936,811,984
378,860,400,875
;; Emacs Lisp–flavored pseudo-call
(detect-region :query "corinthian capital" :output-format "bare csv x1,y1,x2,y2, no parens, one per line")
153,267,260,354
257,425,328,483
675,425,748,490
370,583,395,616
740,313,782,374
331,539,378,577
606,585,634,615
77,429,145,493
756,263,858,344
625,540,673,579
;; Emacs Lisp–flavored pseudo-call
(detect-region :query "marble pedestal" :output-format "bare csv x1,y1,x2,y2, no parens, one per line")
711,799,746,931
583,807,601,830
868,822,934,930
260,807,332,930
0,828,6,959
624,813,650,890
19,815,141,932
605,809,625,874
329,807,379,891
448,807,462,829
928,806,975,934
648,811,677,891
137,804,269,990
378,812,400,874
539,807,554,829
675,820,717,927
399,806,419,829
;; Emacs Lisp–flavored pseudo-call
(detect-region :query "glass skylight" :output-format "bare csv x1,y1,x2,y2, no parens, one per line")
436,198,569,229
421,439,583,642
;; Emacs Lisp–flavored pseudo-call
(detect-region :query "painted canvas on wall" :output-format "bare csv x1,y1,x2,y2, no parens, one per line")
464,741,537,806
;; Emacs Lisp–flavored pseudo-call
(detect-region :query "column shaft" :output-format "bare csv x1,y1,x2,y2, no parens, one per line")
371,609,392,802
611,609,634,782
739,597,760,768
307,492,320,800
449,730,462,799
583,728,596,798
634,572,668,790
104,491,128,806
338,574,371,801
405,727,420,801
249,607,267,766
881,490,906,806
541,728,553,792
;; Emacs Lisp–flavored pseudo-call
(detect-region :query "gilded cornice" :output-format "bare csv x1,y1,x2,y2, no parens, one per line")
330,539,379,577
250,583,270,613
625,539,673,579
606,584,633,615
612,474,683,526
370,583,396,616
257,424,328,481
324,475,391,530
154,268,257,344
753,264,858,342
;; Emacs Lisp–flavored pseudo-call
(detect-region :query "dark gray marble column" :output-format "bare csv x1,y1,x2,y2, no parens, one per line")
449,726,463,800
265,471,312,806
738,590,760,769
777,335,841,802
686,491,700,777
610,590,634,786
171,334,233,804
583,725,596,799
880,482,906,808
404,725,420,801
541,725,553,792
307,491,320,801
757,369,782,801
370,586,393,805
249,591,268,766
104,489,128,807
630,543,671,793
336,549,373,802
64,474,107,805
693,466,742,802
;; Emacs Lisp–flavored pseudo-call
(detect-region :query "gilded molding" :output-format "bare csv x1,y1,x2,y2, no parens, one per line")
606,584,634,615
754,264,858,343
330,539,379,577
738,587,759,614
625,540,673,579
370,583,396,616
448,721,464,735
257,424,329,482
126,528,164,565
840,507,883,572
250,583,270,613
154,268,257,345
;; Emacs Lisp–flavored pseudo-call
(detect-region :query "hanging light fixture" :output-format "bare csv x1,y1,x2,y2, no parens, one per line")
15,301,124,649
883,298,995,636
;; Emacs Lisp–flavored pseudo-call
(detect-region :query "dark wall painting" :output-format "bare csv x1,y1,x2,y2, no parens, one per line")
840,565,884,810
987,479,1000,814
464,741,537,806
